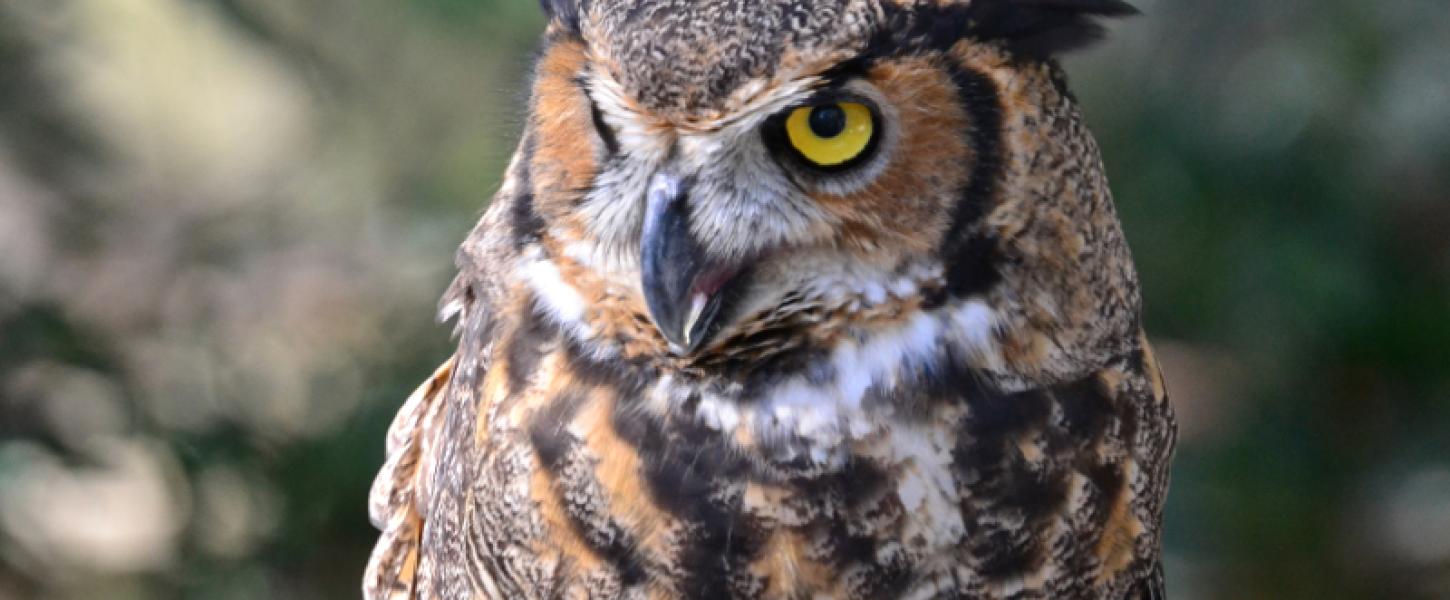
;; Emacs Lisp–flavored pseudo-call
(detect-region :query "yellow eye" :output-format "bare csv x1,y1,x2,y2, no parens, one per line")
784,102,875,167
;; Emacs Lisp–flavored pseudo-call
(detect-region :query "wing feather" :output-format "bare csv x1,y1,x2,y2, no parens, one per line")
363,358,455,600
1131,559,1167,600
364,139,529,599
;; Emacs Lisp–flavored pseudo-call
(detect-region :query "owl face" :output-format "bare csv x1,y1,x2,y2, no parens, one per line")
517,0,1138,375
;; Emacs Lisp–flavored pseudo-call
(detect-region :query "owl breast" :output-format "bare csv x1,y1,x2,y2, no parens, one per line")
431,277,1172,600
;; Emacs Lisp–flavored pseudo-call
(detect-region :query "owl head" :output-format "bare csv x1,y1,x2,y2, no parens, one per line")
489,0,1142,387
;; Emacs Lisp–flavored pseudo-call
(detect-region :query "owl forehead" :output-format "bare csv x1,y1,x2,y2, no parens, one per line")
580,0,881,117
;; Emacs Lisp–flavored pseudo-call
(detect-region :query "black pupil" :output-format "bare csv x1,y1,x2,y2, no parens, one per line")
808,105,847,138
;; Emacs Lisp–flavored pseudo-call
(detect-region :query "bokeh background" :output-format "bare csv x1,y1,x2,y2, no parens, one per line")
0,0,1446,598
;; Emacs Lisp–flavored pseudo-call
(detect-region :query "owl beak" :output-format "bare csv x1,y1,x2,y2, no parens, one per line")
640,173,737,355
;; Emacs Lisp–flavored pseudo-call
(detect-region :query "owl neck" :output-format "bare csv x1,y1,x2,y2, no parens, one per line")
514,243,999,461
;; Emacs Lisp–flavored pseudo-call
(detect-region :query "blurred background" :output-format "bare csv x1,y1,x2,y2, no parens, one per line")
0,0,1446,598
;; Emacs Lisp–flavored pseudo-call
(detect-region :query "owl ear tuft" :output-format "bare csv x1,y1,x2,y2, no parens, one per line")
539,0,584,36
969,0,1139,58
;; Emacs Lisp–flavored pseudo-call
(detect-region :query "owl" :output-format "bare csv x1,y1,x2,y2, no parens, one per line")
365,0,1176,598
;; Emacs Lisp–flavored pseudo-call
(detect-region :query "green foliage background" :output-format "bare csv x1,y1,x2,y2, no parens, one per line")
0,1,1446,598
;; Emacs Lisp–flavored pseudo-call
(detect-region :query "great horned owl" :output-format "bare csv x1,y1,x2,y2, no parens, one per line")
366,1,1176,598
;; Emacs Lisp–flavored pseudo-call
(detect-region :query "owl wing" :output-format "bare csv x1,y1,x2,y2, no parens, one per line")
363,356,454,600
1121,334,1175,599
1131,559,1167,600
364,151,531,600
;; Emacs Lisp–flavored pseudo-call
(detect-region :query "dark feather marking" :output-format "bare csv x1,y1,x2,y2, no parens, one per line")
560,336,653,398
946,371,1121,593
510,133,545,246
529,390,586,478
952,381,1061,580
528,390,650,586
1044,374,1125,517
966,0,1139,58
940,61,1005,299
581,81,621,156
997,458,1071,527
1133,560,1167,600
969,527,1043,579
907,345,986,402
828,520,914,599
965,388,1052,437
736,346,832,399
538,0,585,36
611,400,763,597
560,454,650,586
1053,376,1114,442
559,341,766,597
797,458,913,598
505,296,560,398
919,282,950,311
1048,373,1135,586
868,1,1137,60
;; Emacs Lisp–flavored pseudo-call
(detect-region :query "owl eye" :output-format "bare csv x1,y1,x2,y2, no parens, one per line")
783,101,876,168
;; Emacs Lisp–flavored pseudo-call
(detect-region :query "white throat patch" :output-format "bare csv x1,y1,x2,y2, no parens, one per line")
520,246,1003,463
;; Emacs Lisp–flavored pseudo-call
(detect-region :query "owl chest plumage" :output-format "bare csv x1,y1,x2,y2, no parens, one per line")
381,280,1172,600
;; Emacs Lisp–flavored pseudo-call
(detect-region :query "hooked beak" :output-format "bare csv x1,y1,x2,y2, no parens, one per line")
640,173,740,355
